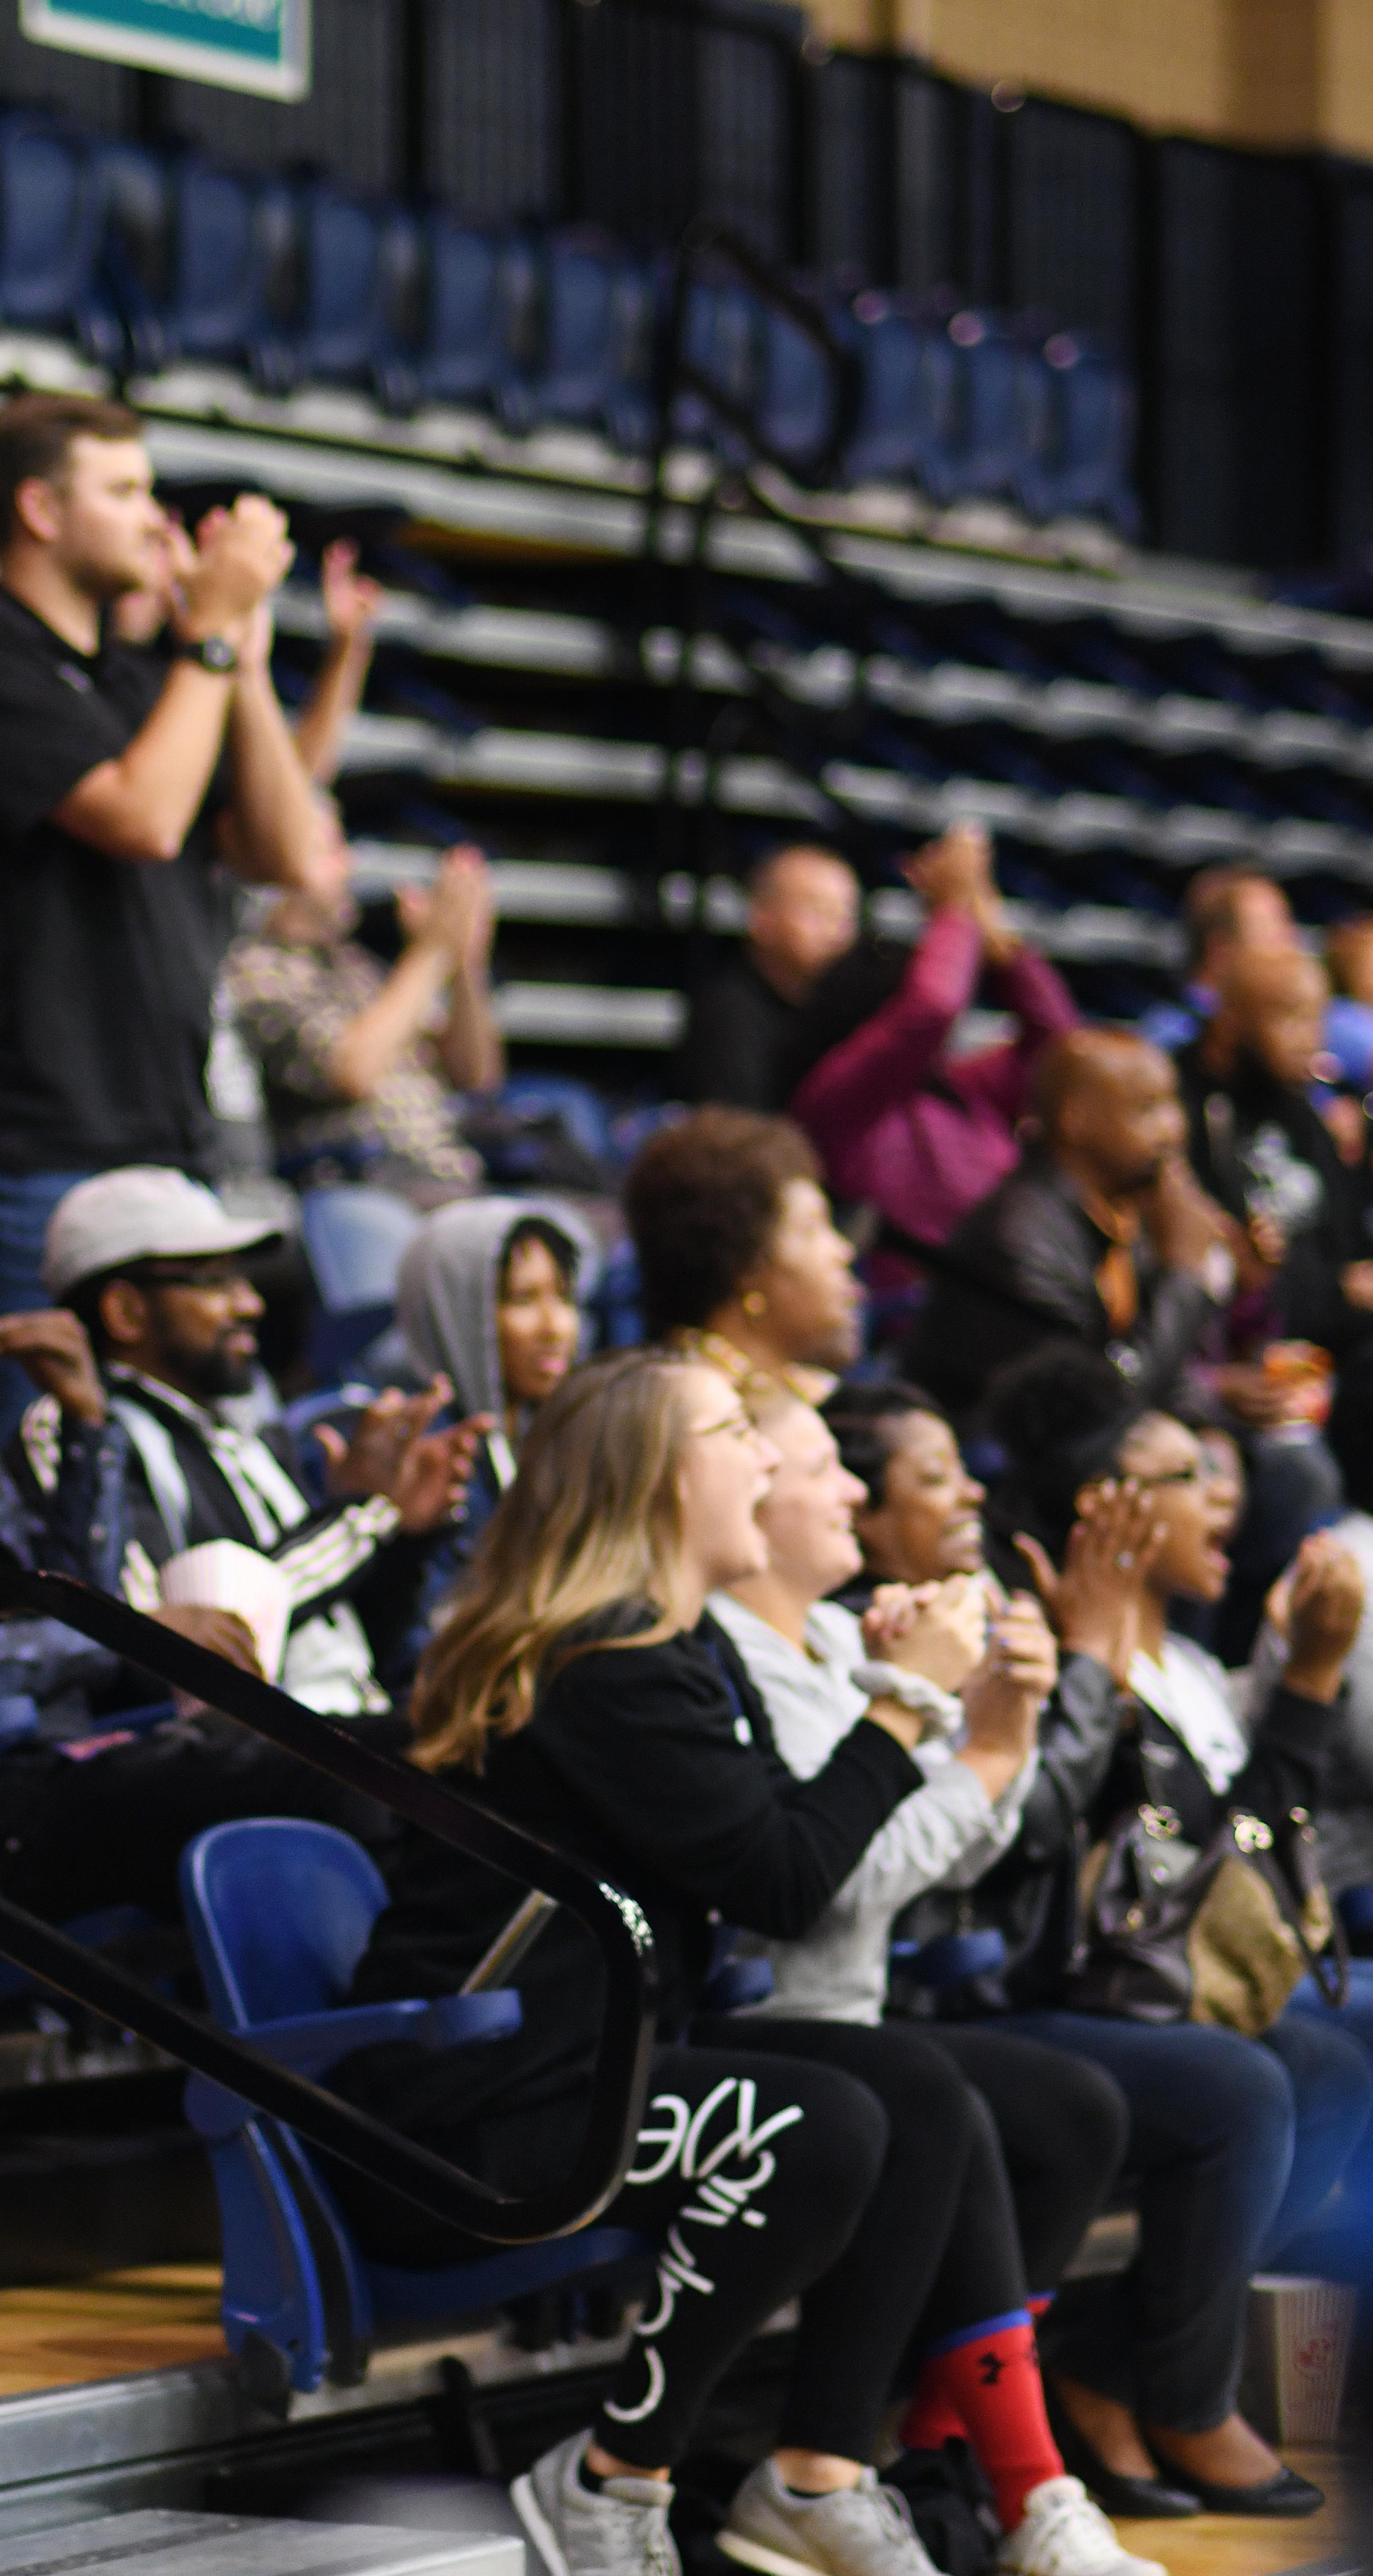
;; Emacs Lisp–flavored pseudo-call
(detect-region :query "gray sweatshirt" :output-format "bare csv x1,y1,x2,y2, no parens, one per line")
706,1592,1038,2024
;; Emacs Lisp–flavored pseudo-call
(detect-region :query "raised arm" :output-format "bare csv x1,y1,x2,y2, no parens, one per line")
53,498,293,866
291,538,382,787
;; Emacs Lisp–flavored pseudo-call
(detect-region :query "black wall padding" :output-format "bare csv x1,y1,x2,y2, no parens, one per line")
1327,163,1373,557
422,0,560,224
1153,139,1323,567
1004,98,1140,349
164,0,401,190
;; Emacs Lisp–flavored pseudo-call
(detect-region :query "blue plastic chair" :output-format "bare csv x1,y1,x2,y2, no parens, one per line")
841,296,959,490
0,113,101,344
670,275,761,452
754,301,839,482
179,1819,647,2394
525,230,655,451
1016,330,1140,536
263,181,418,397
411,216,538,419
299,1186,422,1382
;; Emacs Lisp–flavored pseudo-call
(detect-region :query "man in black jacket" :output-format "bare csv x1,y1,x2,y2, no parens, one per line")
1177,945,1373,1375
907,1028,1232,1421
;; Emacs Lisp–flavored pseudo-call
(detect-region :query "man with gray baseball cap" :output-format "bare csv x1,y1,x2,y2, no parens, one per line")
0,1167,482,1920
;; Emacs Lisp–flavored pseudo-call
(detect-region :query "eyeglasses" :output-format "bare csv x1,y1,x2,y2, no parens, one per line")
693,1411,761,1443
134,1261,247,1294
1132,1465,1204,1490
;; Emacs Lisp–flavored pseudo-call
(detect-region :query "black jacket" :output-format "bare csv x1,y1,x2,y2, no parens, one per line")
674,956,798,1112
1177,1043,1365,1351
905,1151,1217,1420
896,1650,1343,2013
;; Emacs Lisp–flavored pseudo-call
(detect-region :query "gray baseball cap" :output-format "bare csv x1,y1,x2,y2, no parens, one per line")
43,1168,280,1300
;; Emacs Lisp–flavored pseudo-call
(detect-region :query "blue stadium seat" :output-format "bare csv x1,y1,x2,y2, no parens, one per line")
252,181,414,397
299,1186,421,1381
0,113,100,346
754,300,840,481
409,214,539,420
166,157,292,375
939,309,1024,506
670,274,761,452
523,229,655,449
81,139,173,373
841,294,958,490
1017,329,1140,535
179,1819,645,2394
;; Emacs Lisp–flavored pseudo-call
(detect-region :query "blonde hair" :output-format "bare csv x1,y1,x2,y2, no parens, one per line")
411,1348,699,1772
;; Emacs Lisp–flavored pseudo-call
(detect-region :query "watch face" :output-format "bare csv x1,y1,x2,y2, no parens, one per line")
201,636,236,672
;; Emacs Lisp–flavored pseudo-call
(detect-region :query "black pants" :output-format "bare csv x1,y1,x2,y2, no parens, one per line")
338,2019,1054,2468
916,2022,1129,2296
0,1720,385,1924
696,2017,1053,2372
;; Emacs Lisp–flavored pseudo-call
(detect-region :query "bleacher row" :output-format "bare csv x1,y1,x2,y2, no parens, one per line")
120,412,1373,1076
0,106,1137,537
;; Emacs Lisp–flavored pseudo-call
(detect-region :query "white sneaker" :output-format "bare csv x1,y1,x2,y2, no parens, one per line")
718,2458,939,2576
512,2429,680,2576
995,2477,1166,2576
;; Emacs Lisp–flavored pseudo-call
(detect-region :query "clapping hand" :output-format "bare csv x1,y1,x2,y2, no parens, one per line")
1014,1478,1163,1684
863,1574,988,1693
1268,1531,1363,1704
321,537,383,647
315,1380,496,1533
960,1592,1058,1767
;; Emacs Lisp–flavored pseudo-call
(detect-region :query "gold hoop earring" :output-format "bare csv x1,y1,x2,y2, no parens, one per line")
742,1291,768,1319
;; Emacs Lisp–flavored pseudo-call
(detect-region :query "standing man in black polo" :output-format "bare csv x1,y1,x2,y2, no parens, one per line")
0,391,319,1434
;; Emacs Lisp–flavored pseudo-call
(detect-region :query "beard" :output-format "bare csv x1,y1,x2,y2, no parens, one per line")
170,1337,257,1401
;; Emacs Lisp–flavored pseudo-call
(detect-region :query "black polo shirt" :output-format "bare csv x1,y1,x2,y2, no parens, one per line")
0,588,232,1176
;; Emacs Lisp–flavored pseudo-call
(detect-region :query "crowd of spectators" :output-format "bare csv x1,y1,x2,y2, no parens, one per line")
7,392,1373,2576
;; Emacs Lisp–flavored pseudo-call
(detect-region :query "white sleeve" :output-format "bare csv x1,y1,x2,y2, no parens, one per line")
829,1747,1039,1916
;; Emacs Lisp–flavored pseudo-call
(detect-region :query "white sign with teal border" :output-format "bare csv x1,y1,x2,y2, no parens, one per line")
20,0,311,100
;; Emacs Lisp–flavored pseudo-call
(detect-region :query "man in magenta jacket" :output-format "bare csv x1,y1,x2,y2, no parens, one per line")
791,823,1078,1251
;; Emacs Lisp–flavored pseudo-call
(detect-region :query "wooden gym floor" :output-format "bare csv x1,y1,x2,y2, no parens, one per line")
0,2269,1364,2570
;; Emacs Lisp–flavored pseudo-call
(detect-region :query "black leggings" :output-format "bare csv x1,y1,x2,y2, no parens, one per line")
338,2019,1057,2467
915,2022,1130,2296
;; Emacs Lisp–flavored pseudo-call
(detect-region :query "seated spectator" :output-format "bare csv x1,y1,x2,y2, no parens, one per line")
391,1195,594,1654
10,1168,478,1725
709,1385,1131,2273
907,1030,1232,1421
1325,914,1373,1092
820,1377,990,1600
1312,1349,1373,1898
224,799,501,1199
0,392,319,1436
790,823,1077,1253
624,1106,861,1400
1139,865,1297,1054
674,842,860,1112
969,1341,1371,2520
1177,946,1373,1358
328,1350,1160,2576
0,1288,447,1926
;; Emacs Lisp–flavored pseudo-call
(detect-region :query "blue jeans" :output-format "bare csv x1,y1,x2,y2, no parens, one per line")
0,1169,95,1444
999,2006,1372,2429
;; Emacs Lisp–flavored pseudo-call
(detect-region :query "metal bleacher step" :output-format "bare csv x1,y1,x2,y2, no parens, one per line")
1,2508,523,2576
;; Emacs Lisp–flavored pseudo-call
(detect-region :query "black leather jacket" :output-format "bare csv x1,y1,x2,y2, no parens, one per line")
890,1649,1342,2014
905,1152,1217,1420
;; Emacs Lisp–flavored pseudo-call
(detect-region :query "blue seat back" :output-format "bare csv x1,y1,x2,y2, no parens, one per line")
755,303,837,479
170,158,267,364
181,1817,388,2030
954,312,1024,500
419,217,538,419
532,233,655,446
296,183,384,383
672,276,760,447
0,115,97,329
1019,329,1139,534
844,298,958,488
300,1184,422,1314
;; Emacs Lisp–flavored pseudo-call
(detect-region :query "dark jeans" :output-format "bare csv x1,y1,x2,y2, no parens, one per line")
999,2006,1373,2430
917,2021,1129,2297
0,1168,94,1444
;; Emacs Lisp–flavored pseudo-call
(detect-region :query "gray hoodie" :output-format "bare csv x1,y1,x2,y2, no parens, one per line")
395,1194,598,1419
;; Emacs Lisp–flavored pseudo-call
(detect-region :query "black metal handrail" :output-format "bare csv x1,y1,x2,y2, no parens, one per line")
0,1553,659,2248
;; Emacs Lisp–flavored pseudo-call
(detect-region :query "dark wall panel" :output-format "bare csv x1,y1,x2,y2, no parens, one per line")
1005,98,1139,348
1,15,129,132
1328,166,1373,556
699,17,794,261
164,0,399,190
422,0,560,223
1153,141,1323,566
